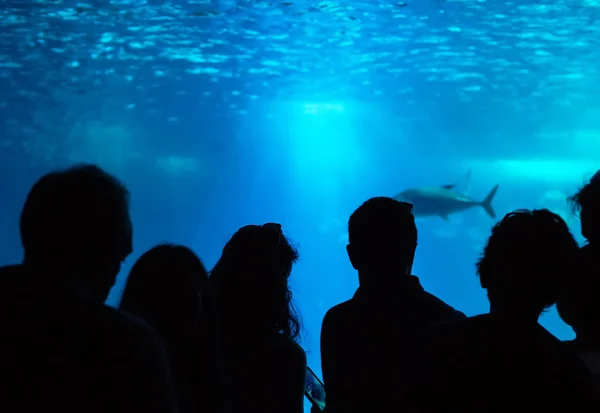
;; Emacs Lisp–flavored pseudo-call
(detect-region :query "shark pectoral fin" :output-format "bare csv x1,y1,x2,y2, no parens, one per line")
441,184,456,190
440,214,449,221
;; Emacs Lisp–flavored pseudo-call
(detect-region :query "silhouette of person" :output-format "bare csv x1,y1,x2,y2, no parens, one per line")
120,244,217,413
319,197,465,413
558,171,600,391
409,209,600,412
210,223,306,413
0,164,178,413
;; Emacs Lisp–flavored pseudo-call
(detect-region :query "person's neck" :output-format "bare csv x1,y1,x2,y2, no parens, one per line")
358,271,412,289
22,261,103,303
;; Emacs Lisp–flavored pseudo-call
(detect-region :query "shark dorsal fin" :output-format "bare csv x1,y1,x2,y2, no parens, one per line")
441,184,455,190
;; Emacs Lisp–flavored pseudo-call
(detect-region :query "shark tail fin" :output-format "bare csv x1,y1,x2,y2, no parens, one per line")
480,184,499,219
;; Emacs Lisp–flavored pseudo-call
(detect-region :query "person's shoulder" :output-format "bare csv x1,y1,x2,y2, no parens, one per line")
272,335,305,354
92,307,171,381
83,304,160,350
102,306,158,337
322,298,357,326
0,264,25,278
419,290,466,321
91,310,177,413
427,314,487,343
325,298,355,317
272,336,307,367
320,299,359,342
0,264,29,292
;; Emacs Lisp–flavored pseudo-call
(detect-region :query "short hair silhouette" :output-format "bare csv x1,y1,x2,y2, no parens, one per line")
568,170,600,242
120,243,209,336
476,209,578,315
347,197,417,280
348,197,417,246
210,223,301,340
19,164,132,294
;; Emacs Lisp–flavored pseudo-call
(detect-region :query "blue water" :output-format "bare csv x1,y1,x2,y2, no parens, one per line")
2,1,600,406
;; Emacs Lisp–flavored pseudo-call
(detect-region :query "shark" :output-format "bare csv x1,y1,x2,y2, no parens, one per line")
394,180,500,221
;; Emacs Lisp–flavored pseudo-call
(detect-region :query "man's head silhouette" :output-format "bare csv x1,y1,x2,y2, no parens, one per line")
347,197,417,287
20,164,133,302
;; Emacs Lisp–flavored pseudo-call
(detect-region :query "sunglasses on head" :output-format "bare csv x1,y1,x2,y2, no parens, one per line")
238,222,282,247
239,222,281,232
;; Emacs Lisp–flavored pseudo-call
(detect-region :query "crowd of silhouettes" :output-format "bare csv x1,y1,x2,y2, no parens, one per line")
2,163,600,413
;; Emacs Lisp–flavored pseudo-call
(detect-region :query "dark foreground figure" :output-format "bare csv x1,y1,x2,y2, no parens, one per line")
320,197,465,413
6,162,600,413
210,223,307,413
0,165,178,413
120,244,217,413
406,209,600,412
559,171,600,391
